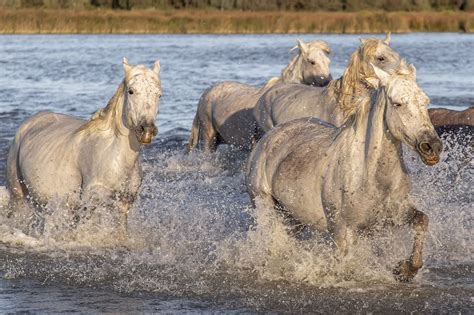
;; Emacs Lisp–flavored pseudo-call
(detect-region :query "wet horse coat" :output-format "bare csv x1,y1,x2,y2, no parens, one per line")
5,58,162,234
247,62,442,281
254,34,402,133
188,40,332,153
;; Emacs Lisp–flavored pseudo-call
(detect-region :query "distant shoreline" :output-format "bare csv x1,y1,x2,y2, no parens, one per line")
0,9,472,34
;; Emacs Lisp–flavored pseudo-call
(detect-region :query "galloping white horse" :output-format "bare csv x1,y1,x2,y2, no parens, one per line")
246,61,442,281
5,58,162,234
188,40,332,153
254,34,401,133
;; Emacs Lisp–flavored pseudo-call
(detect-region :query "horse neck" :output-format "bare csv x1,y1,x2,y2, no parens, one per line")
79,81,140,155
337,50,372,116
104,81,130,135
281,54,304,83
349,89,404,183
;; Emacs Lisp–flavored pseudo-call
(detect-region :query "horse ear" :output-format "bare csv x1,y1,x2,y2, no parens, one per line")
359,38,368,45
409,63,417,79
153,60,161,75
371,63,390,86
289,45,298,53
383,32,391,45
321,41,331,54
122,57,132,74
398,59,416,80
297,39,308,56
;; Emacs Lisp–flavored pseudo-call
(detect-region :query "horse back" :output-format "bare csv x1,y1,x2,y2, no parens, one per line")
248,117,336,191
10,111,84,203
247,117,336,229
255,82,333,132
429,107,474,127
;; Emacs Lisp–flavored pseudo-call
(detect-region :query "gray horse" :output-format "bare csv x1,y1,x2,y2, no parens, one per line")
246,61,442,282
188,40,332,153
254,34,401,134
5,58,162,236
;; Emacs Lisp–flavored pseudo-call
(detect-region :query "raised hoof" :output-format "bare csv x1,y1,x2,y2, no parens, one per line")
393,260,420,282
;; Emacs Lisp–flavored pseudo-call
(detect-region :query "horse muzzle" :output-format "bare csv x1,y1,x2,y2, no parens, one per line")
310,74,332,87
416,134,443,166
137,125,158,144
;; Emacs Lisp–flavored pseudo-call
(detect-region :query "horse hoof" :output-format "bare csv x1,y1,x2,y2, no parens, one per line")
393,260,419,282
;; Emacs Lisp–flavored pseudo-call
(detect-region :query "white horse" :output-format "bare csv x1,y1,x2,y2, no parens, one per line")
254,34,401,134
188,39,332,153
5,58,162,235
246,61,442,281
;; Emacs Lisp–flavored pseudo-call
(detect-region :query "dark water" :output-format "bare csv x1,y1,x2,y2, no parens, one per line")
0,34,472,313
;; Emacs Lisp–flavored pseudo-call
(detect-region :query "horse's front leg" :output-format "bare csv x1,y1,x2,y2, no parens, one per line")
393,208,429,282
333,222,357,256
117,192,136,238
81,184,130,242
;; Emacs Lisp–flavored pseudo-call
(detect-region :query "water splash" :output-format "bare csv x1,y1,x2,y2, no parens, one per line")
0,129,472,311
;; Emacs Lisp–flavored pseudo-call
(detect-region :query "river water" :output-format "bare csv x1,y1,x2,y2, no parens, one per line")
0,33,472,313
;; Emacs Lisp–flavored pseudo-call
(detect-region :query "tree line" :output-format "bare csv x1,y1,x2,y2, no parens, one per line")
0,0,472,11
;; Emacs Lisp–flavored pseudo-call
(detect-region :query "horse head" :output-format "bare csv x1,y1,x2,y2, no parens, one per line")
122,57,162,144
287,39,332,86
356,33,402,88
373,60,443,166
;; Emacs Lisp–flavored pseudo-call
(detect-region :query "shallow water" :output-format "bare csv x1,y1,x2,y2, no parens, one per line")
0,33,472,313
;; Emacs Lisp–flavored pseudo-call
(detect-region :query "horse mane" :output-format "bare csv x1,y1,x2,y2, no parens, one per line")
281,53,302,83
258,76,281,92
77,65,160,137
344,64,416,131
332,39,380,117
77,80,128,136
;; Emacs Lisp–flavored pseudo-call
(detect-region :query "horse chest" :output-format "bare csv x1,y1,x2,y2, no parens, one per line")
81,151,139,191
321,156,408,228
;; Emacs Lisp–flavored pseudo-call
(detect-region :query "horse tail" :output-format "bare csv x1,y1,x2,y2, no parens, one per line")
187,113,201,152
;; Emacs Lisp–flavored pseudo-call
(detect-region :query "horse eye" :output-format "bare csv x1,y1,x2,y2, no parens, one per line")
310,61,315,65
128,89,134,95
377,56,385,62
393,103,402,107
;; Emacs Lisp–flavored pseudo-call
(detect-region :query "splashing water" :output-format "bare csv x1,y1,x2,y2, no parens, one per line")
0,33,472,312
0,128,471,312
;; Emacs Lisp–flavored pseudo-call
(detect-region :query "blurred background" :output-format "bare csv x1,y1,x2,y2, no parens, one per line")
0,0,473,11
0,0,473,33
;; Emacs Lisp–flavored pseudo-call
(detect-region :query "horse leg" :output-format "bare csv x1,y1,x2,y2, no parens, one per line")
393,208,429,282
333,223,357,256
117,193,135,241
201,122,218,153
82,184,134,244
5,137,28,218
274,203,308,238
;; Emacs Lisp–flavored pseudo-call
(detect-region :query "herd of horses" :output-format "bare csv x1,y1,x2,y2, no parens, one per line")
1,34,472,282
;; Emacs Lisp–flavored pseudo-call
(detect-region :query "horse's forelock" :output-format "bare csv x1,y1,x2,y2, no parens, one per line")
307,40,330,54
125,65,161,85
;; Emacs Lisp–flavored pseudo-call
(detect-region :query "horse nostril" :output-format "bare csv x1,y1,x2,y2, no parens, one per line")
419,142,432,154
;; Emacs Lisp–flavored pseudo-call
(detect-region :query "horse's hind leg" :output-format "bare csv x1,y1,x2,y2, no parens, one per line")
5,136,29,217
393,208,429,282
201,121,218,153
274,202,308,238
252,193,307,238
